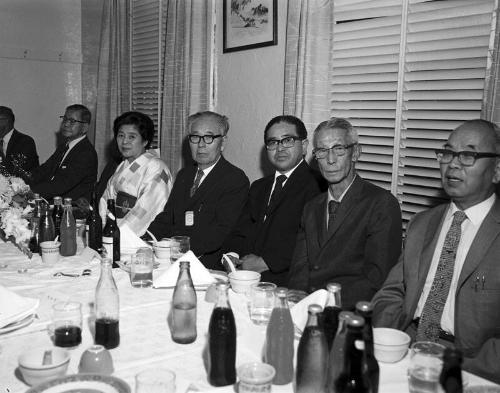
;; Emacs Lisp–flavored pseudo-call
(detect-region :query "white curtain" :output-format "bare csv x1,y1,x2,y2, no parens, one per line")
482,5,500,125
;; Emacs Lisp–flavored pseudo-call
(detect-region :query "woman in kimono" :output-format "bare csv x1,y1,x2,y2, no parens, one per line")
99,111,172,236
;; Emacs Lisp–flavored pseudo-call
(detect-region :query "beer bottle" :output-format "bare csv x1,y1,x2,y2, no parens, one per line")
86,189,102,251
33,193,42,219
439,348,463,393
102,199,120,268
52,196,63,238
171,261,197,344
60,198,77,256
355,301,379,393
38,202,55,254
327,311,354,392
95,258,120,349
324,282,342,350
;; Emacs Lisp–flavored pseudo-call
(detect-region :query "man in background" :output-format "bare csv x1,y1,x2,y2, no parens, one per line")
0,106,38,180
148,111,249,270
225,115,323,285
29,104,97,202
373,119,500,383
288,117,402,309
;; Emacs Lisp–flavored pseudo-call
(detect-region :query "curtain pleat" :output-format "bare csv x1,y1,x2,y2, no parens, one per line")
482,5,500,124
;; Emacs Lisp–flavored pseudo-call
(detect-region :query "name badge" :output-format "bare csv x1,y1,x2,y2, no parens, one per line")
185,211,194,226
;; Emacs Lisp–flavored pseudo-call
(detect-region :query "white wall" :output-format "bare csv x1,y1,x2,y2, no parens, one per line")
0,0,82,163
215,1,288,182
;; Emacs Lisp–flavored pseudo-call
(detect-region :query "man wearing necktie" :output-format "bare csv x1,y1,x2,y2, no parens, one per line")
148,111,249,270
29,104,97,202
0,106,39,180
288,117,402,309
373,119,500,383
224,115,324,286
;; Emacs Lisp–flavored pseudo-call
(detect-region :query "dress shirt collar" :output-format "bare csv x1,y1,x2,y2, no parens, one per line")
1,129,14,154
196,156,220,184
327,174,357,203
448,193,496,226
273,159,304,185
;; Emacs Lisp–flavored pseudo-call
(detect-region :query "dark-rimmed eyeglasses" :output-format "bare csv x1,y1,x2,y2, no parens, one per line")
313,143,356,159
188,134,223,144
435,149,499,167
265,136,303,151
59,116,87,125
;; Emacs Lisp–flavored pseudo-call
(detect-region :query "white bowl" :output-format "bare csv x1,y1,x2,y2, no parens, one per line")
153,240,171,260
228,270,261,294
373,327,411,363
18,347,70,386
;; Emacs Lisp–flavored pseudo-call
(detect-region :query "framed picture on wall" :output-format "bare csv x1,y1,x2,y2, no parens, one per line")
223,0,277,53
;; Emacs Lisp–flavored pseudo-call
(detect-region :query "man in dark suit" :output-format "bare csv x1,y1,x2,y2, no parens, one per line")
224,115,323,285
29,104,97,202
148,111,249,270
0,106,39,180
373,119,500,383
288,117,402,310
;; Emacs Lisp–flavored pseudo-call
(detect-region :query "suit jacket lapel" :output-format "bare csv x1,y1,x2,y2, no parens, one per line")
417,206,446,281
314,193,328,246
6,129,19,155
260,176,274,222
188,157,226,207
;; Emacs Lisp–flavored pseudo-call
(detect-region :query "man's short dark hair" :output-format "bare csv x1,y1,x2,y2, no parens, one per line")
66,104,91,123
0,106,15,123
113,111,155,148
187,111,229,135
264,115,308,141
313,117,358,146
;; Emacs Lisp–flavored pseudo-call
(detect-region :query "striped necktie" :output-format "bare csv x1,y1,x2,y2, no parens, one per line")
190,169,204,197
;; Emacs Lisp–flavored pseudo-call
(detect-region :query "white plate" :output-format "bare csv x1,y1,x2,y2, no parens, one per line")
26,374,131,393
0,314,35,335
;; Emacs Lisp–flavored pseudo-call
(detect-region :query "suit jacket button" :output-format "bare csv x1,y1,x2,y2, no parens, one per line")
312,265,320,270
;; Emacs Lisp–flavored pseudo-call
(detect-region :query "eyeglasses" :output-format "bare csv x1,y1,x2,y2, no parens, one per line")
435,149,499,166
265,136,303,151
313,143,356,159
188,134,223,144
59,116,87,125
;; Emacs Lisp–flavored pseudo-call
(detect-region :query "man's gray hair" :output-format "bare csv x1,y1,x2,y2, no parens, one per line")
187,111,230,135
313,117,358,146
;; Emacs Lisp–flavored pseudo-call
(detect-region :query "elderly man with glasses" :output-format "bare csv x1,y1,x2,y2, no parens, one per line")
148,111,249,270
373,119,500,383
288,117,402,310
224,115,324,286
29,104,97,202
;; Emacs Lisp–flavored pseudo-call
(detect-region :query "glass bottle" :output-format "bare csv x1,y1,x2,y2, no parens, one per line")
327,311,354,393
95,258,120,349
355,302,379,393
171,261,197,344
208,282,236,387
52,196,63,239
33,193,42,219
86,189,102,251
440,348,463,393
28,218,40,254
324,282,342,350
296,304,329,393
334,315,372,393
102,199,120,268
265,287,294,385
60,198,76,256
38,202,55,254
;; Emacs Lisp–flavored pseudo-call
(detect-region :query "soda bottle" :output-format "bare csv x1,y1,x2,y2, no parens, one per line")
327,311,354,393
324,282,342,350
334,315,372,393
102,199,120,268
355,301,379,393
60,198,77,256
440,348,463,393
86,189,102,251
28,218,40,254
38,202,55,254
265,287,294,385
52,196,63,238
208,282,236,386
95,258,120,349
33,193,42,219
171,261,197,344
296,304,328,393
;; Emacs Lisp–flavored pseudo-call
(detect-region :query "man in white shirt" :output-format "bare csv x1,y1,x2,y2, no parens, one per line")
373,119,500,383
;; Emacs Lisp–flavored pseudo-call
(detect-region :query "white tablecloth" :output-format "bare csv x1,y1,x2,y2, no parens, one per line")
0,241,497,393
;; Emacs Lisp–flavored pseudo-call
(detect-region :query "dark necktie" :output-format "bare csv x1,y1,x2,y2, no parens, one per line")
328,200,340,230
190,169,204,197
266,175,287,215
416,210,468,341
0,139,5,162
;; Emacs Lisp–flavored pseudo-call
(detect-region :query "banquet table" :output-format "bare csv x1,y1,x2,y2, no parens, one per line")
0,240,498,393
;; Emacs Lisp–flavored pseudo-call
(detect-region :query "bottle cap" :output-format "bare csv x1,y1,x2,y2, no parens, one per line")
326,282,342,292
54,196,62,203
216,282,230,291
355,301,373,313
307,304,323,314
179,261,190,268
63,197,72,205
347,315,365,328
339,311,354,321
275,287,288,297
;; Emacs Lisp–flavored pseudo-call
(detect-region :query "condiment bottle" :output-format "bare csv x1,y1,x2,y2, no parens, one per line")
355,301,379,393
38,202,55,254
102,199,120,268
95,258,120,349
440,348,463,393
52,196,63,238
324,282,342,350
60,197,76,256
296,304,328,393
208,282,236,386
265,287,294,384
86,189,102,251
171,261,197,344
327,311,354,392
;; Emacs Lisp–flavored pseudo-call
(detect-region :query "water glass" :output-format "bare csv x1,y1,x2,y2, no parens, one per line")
135,368,176,393
238,362,275,393
170,236,190,262
407,341,445,393
52,301,82,348
130,253,153,288
250,282,277,325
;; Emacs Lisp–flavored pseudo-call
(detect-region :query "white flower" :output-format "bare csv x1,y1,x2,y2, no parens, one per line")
10,177,30,195
0,175,10,196
1,207,31,244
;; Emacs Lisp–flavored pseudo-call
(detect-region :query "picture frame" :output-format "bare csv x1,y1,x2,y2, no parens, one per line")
223,0,278,53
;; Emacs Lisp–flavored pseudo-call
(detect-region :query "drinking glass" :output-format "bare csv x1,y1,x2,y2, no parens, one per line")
52,301,82,347
249,282,277,325
170,236,190,262
135,368,176,393
130,253,153,288
407,341,445,393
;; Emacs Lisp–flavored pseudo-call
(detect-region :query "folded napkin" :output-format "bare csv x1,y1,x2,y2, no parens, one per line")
290,289,328,334
153,250,216,288
119,224,150,252
0,284,39,328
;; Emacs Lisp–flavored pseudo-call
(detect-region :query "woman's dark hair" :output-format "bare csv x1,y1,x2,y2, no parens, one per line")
113,111,155,148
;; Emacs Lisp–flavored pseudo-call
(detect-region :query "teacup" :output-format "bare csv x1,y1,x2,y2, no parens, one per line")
78,345,114,374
